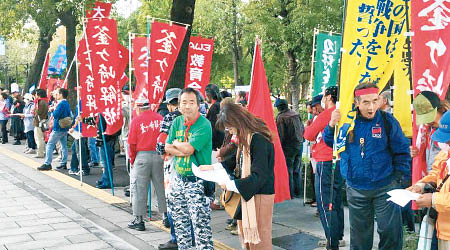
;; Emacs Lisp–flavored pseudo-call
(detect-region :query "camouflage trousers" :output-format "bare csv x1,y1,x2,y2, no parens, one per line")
168,174,213,250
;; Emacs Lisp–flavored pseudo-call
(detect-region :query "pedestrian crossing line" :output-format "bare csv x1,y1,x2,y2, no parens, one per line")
0,145,126,204
0,146,237,250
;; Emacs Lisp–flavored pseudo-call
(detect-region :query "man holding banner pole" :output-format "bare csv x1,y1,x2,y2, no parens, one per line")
324,82,411,250
304,86,344,250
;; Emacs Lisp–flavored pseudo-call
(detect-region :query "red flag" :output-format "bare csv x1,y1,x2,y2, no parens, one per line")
248,41,290,203
86,1,112,19
77,38,98,137
47,78,66,95
411,1,450,195
86,18,122,125
184,36,214,96
148,21,187,111
38,53,50,90
132,36,149,100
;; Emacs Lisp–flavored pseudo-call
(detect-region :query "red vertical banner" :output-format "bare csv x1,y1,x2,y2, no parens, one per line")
38,53,50,90
184,36,214,96
86,18,122,126
132,36,150,100
411,1,450,187
148,21,187,111
77,39,98,137
248,41,290,203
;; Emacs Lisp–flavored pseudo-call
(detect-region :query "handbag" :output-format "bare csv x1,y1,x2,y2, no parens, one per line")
221,190,241,218
58,116,73,129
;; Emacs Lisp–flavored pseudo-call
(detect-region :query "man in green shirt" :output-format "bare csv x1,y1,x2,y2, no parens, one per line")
165,88,213,249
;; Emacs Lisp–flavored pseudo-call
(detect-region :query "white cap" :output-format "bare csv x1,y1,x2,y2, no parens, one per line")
11,83,19,93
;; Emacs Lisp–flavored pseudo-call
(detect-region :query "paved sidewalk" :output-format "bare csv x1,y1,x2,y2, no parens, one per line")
0,140,386,250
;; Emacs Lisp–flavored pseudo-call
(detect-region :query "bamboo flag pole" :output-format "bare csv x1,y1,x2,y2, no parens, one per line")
74,40,84,186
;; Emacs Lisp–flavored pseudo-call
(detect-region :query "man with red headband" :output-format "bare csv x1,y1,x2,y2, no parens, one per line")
324,82,411,250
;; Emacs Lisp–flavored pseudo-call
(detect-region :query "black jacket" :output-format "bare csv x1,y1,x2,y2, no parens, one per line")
276,109,304,152
233,133,275,201
206,101,224,150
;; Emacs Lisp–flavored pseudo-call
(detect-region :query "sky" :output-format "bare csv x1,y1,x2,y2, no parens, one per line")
114,0,142,18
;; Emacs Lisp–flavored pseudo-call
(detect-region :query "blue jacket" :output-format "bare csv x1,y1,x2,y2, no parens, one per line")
52,99,71,132
324,110,411,190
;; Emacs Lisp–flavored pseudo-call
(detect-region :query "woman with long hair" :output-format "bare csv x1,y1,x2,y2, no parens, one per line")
201,103,275,249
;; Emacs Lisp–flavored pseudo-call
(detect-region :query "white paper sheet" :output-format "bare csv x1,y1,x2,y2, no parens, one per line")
386,189,421,207
69,130,81,140
192,162,230,184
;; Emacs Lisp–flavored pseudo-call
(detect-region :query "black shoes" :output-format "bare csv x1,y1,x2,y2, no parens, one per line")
158,240,178,250
13,141,21,145
38,164,52,171
128,218,145,231
124,186,130,197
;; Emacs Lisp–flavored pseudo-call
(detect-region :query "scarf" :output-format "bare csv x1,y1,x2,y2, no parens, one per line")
239,133,261,245
183,113,200,142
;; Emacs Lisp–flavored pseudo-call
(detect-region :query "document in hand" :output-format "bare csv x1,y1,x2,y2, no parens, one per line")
192,162,230,184
386,189,421,207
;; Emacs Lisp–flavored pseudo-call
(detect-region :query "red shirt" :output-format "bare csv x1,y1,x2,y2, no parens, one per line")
128,110,163,163
304,106,335,162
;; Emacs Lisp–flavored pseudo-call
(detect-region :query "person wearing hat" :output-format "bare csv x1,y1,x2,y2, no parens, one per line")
20,93,37,154
127,98,166,231
411,91,450,173
32,89,48,157
325,82,411,250
156,88,184,250
304,86,345,249
408,110,450,249
311,94,324,117
275,99,304,199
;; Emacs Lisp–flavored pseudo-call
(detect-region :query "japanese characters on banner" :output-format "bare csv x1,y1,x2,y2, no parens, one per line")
184,36,214,96
338,0,408,129
132,36,150,100
393,34,413,138
77,38,98,137
312,33,342,97
411,0,450,186
148,21,187,111
86,1,112,19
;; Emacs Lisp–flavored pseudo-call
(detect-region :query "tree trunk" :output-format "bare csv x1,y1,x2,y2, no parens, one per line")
167,0,196,89
25,29,54,92
231,0,242,86
286,49,300,111
59,9,78,108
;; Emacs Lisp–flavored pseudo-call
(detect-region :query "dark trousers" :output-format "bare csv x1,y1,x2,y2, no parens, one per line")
0,120,7,143
293,145,303,197
347,183,403,250
401,201,415,232
25,130,36,149
306,161,316,201
70,138,90,173
99,139,115,187
315,161,344,250
284,147,301,198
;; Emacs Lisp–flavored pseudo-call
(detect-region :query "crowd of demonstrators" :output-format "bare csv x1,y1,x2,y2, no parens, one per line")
305,86,345,250
2,80,450,250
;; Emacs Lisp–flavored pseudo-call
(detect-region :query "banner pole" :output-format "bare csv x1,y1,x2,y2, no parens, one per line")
75,41,84,186
128,32,133,204
327,0,348,248
98,114,115,196
308,28,318,98
146,15,152,220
